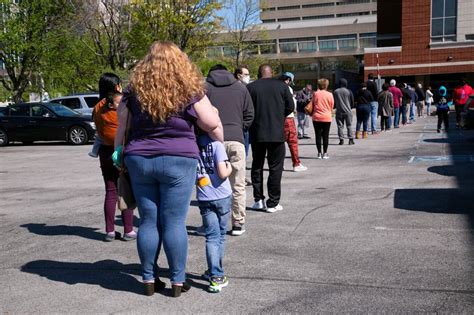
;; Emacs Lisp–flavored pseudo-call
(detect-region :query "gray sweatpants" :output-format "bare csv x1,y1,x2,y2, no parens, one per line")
336,112,353,140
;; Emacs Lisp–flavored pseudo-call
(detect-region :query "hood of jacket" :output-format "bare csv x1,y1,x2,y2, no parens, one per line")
339,78,348,88
206,69,237,87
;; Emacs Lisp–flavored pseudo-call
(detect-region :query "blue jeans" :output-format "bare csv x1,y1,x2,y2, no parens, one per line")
356,104,371,132
426,102,431,116
370,101,378,132
199,196,232,277
409,101,416,121
243,130,250,158
400,104,408,125
394,107,400,127
297,112,310,137
125,154,197,283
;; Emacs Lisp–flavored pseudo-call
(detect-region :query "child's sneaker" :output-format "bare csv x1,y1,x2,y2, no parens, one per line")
208,276,228,293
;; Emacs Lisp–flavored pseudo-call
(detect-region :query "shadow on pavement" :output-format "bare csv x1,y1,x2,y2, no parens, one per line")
20,223,104,241
21,260,208,295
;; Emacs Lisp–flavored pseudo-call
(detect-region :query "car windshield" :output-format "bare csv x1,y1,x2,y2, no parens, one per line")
44,103,81,117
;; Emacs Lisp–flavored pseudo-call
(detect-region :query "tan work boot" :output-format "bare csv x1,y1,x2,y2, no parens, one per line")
363,131,368,139
355,131,361,139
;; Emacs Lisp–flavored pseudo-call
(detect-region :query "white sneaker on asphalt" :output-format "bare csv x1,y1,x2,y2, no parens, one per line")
251,200,266,210
266,204,283,213
293,164,308,172
322,153,329,159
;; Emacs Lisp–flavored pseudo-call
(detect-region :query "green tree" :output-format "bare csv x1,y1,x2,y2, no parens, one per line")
0,0,69,103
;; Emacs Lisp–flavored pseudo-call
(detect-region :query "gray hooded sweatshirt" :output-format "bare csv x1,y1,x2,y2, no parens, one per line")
333,79,354,114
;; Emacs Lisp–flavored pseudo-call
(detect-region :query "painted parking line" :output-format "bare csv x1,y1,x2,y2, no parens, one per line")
408,155,474,163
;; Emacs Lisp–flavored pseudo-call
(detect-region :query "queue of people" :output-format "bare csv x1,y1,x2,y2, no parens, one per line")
88,41,473,298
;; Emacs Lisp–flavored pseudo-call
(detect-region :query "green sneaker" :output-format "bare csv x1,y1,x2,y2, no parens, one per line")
208,276,228,293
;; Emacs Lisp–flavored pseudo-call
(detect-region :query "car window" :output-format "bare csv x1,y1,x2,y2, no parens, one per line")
9,105,30,116
84,96,100,108
61,98,81,110
44,103,81,117
0,107,6,117
31,104,52,117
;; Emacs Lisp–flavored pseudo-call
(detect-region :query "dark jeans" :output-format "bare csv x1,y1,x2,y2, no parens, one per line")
356,104,371,132
243,130,250,158
380,115,392,130
98,145,134,234
455,105,464,127
437,110,449,131
251,142,285,208
400,104,408,125
312,121,331,154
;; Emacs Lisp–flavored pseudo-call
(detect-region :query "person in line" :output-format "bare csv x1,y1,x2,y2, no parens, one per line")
247,64,293,213
453,79,473,128
415,83,425,118
206,64,254,236
408,84,418,123
114,41,223,297
311,78,334,159
195,130,232,293
295,83,313,139
333,78,355,145
366,73,379,134
388,79,403,128
355,83,373,139
234,65,252,157
425,86,434,116
437,86,450,133
93,73,135,242
280,72,307,172
377,83,394,132
399,83,411,126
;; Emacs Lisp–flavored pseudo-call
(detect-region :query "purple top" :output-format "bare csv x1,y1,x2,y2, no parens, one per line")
122,86,200,159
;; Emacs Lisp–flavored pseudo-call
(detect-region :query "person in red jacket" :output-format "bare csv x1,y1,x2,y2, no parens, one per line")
453,79,473,128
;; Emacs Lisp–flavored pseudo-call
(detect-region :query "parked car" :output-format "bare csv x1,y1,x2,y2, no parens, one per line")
50,94,100,116
0,102,96,146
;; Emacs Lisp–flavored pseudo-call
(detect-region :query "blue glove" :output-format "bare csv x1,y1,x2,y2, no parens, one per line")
112,145,123,168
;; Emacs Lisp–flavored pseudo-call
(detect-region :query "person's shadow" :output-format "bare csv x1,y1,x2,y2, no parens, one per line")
21,260,208,296
20,223,104,241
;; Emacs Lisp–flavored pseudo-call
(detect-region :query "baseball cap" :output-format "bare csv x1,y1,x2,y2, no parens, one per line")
282,72,295,85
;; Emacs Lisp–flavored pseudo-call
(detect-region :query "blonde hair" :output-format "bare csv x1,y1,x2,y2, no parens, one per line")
318,78,329,90
130,41,205,122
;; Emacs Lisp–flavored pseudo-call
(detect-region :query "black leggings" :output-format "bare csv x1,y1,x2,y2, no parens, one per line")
313,121,331,154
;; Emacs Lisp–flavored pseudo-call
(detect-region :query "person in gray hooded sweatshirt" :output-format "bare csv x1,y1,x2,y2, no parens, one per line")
206,64,254,236
333,78,355,145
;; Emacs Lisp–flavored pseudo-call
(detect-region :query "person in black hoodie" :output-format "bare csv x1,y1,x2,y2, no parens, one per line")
246,64,294,213
206,64,254,236
355,83,374,139
366,73,379,134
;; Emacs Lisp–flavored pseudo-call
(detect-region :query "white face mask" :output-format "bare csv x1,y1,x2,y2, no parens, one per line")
241,76,250,84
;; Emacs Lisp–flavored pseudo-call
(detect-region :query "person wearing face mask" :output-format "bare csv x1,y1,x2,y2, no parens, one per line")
234,66,251,85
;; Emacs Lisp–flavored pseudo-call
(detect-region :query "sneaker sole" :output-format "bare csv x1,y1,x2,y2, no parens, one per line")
231,230,245,236
208,281,229,293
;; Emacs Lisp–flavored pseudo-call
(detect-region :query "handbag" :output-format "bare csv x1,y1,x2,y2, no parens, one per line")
117,111,136,211
304,101,313,115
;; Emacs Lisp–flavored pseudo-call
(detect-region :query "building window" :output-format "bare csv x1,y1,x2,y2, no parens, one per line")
262,19,276,23
277,5,300,11
277,17,301,22
431,0,457,42
302,14,335,20
262,7,275,12
336,11,370,17
302,3,335,9
336,0,371,5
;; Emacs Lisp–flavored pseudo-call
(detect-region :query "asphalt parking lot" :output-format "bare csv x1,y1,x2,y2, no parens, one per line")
1,114,473,313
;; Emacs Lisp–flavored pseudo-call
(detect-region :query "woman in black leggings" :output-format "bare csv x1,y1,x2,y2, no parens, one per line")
311,79,334,159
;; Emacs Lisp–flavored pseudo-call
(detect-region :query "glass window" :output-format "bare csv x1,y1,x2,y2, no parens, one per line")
84,97,99,108
339,39,357,50
9,105,30,116
31,105,51,117
259,43,277,54
431,0,457,42
298,41,316,52
279,42,297,53
57,98,81,110
319,40,337,51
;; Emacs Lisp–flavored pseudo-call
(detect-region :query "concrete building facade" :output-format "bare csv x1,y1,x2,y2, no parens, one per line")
364,0,474,87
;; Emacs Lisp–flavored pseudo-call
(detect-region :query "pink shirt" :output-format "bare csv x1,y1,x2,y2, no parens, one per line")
312,90,334,122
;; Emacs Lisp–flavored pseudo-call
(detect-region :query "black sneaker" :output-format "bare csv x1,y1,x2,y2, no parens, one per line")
339,139,344,145
348,139,355,145
231,223,246,236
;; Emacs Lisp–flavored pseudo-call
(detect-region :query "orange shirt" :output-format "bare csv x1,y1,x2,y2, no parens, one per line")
93,99,118,146
312,90,334,122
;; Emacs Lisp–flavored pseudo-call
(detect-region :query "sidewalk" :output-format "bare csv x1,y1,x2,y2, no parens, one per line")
0,114,473,313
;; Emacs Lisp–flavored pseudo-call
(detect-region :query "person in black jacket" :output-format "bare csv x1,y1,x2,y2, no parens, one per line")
355,83,374,139
366,73,379,134
246,64,294,213
206,64,254,236
415,83,426,118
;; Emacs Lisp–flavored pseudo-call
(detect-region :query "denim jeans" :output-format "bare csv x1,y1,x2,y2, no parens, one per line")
125,154,197,283
356,104,371,132
394,107,400,127
400,104,408,125
199,196,231,277
243,130,250,158
380,116,392,130
409,101,416,121
297,112,310,137
369,101,378,132
426,102,431,116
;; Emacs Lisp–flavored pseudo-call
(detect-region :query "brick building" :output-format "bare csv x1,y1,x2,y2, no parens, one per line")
364,0,474,87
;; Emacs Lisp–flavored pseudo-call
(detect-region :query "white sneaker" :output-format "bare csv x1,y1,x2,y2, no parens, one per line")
317,153,322,159
293,164,308,172
322,153,329,159
266,204,283,213
251,200,266,210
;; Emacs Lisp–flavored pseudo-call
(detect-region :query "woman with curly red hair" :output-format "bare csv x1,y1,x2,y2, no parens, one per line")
114,41,223,297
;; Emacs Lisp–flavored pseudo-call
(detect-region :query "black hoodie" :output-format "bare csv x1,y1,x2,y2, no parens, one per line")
206,70,254,144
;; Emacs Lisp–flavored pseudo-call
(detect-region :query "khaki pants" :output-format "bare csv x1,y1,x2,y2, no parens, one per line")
225,141,246,225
